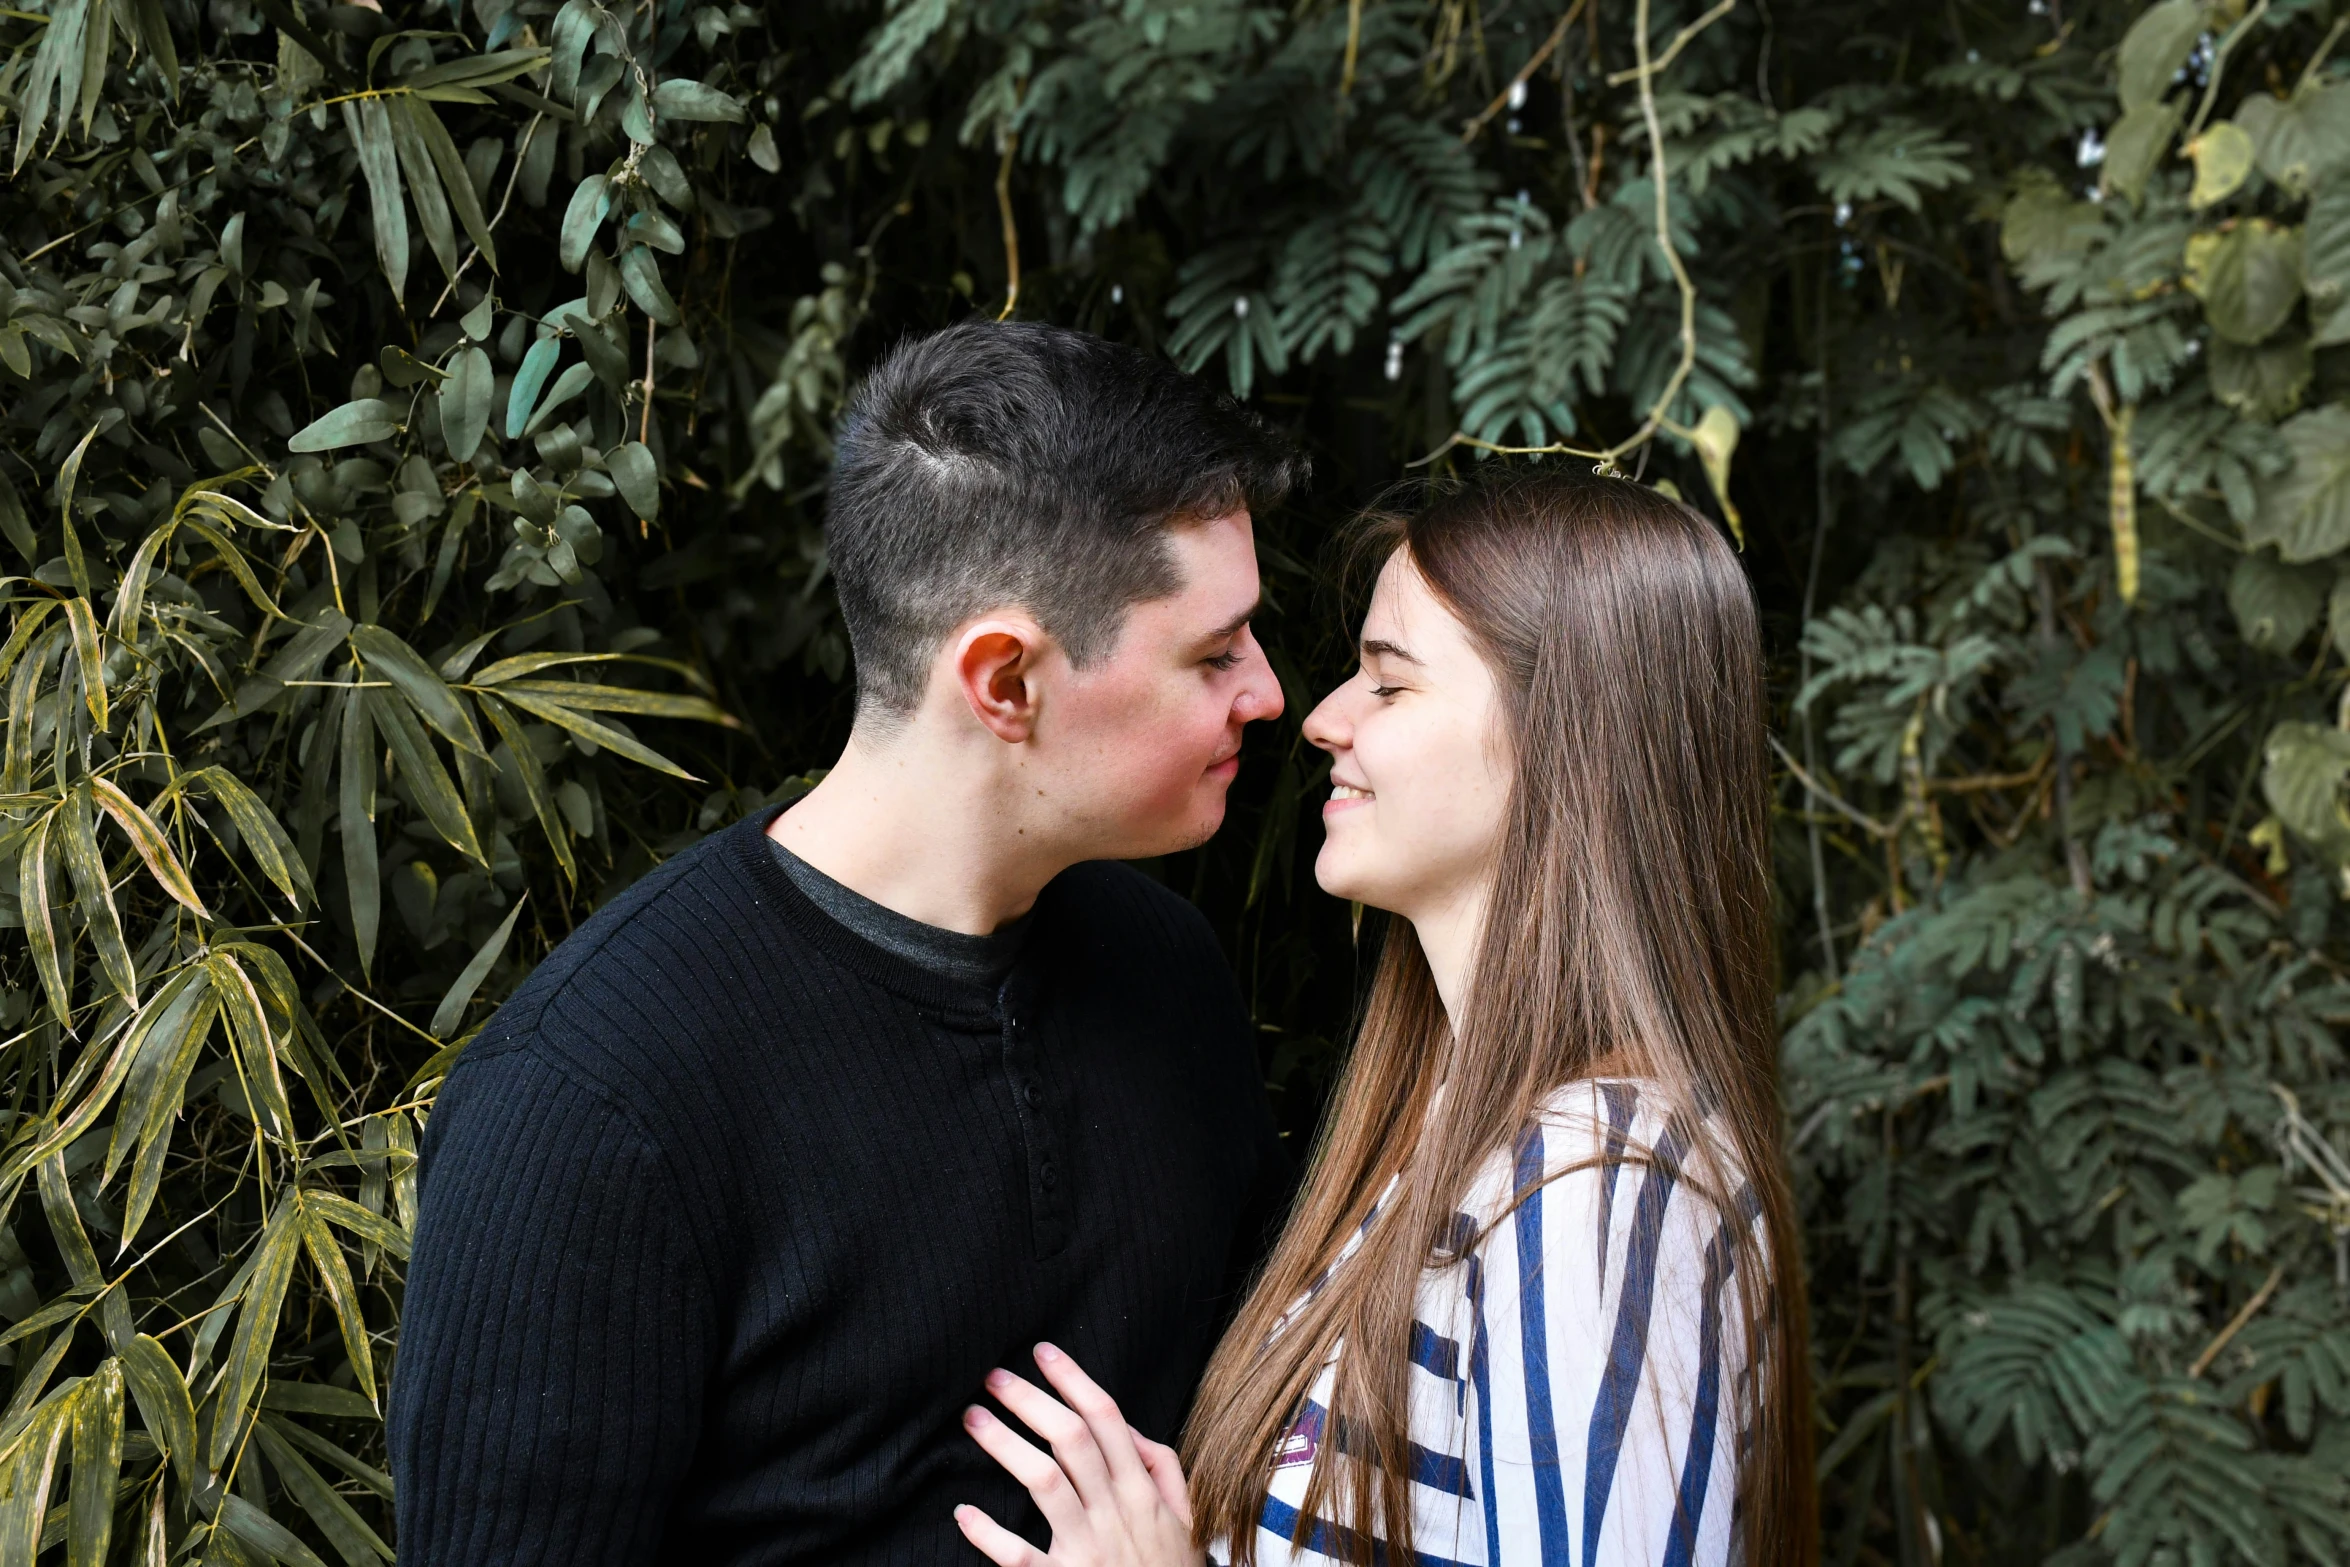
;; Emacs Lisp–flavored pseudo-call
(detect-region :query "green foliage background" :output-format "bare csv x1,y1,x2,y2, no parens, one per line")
2,0,2349,1562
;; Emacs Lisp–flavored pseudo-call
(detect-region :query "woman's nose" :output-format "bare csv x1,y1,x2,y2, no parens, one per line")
1301,689,1347,753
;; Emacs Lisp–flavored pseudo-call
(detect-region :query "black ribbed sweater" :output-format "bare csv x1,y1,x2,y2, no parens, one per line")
388,807,1289,1565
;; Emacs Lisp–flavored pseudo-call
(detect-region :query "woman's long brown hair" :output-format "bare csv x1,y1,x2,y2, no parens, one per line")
1183,468,1816,1566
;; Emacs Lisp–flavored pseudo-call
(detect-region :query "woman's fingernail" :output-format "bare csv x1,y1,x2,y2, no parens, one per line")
984,1368,1010,1390
1035,1341,1061,1362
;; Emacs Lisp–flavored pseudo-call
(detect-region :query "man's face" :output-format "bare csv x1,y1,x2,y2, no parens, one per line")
1036,509,1284,858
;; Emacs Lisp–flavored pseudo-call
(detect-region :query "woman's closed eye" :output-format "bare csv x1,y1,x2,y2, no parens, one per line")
1205,647,1245,671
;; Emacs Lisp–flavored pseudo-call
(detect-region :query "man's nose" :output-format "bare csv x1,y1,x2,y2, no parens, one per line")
1242,649,1285,723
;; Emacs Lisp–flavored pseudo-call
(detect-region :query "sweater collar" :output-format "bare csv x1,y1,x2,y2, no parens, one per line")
732,805,1044,1030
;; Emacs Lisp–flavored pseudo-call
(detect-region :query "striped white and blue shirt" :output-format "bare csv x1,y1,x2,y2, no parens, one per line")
1212,1080,1758,1567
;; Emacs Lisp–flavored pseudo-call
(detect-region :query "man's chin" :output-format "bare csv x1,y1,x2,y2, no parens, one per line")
1116,799,1229,859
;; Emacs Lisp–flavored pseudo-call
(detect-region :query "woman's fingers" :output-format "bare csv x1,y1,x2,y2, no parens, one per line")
1128,1425,1194,1525
986,1366,1119,1506
963,1405,1090,1539
954,1503,1053,1567
1032,1343,1151,1493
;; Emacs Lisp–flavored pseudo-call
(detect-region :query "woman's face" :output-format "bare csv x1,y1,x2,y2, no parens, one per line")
1302,549,1514,926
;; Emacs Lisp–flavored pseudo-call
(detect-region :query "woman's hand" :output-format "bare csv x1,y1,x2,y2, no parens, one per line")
955,1342,1203,1567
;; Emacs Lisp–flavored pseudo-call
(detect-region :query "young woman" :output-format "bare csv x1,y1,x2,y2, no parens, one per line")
952,468,1816,1567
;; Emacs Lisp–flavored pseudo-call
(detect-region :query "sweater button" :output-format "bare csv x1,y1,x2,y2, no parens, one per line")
1039,1162,1058,1189
1023,1081,1042,1108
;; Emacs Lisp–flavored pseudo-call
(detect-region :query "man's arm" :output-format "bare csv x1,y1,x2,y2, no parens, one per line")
390,1045,714,1566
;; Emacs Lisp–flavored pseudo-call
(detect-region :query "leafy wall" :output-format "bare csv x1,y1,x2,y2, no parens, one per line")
0,0,2347,1563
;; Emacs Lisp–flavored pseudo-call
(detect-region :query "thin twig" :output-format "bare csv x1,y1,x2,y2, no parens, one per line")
2297,13,2350,93
994,125,1022,322
2188,1263,2285,1379
2185,0,2270,142
1769,734,1900,839
427,111,546,320
1605,0,1736,85
1339,0,1366,101
639,317,657,446
1461,0,1588,142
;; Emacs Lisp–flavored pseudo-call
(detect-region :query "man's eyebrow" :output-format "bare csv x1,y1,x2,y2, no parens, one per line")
1360,637,1423,665
1205,599,1262,642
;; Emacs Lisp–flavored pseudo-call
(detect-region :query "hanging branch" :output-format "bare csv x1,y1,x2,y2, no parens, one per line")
995,123,1022,321
1460,0,1589,143
1414,0,1735,471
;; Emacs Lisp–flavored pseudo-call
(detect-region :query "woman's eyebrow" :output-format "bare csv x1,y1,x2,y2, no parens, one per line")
1360,637,1423,665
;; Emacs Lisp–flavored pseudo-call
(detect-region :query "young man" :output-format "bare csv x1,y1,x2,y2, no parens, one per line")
389,321,1304,1564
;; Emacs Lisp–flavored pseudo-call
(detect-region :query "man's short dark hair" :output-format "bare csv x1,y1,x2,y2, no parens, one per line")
825,320,1306,721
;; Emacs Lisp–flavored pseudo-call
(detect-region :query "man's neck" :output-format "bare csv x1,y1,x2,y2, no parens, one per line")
767,727,1067,936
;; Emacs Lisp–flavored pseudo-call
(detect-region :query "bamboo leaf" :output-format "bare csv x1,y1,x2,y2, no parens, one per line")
469,649,675,685
208,952,296,1146
430,895,525,1038
350,624,485,754
0,601,59,687
339,684,379,978
493,678,733,724
250,1419,391,1566
257,1384,377,1421
0,466,33,563
178,518,290,619
364,687,486,865
493,685,700,778
37,1156,131,1348
59,784,135,1003
62,598,104,731
296,1201,375,1405
0,1395,72,1567
259,1414,391,1499
109,521,172,641
54,423,99,596
191,768,311,908
90,775,208,916
207,1201,301,1471
215,1493,331,1567
388,93,461,284
303,1191,409,1260
117,995,216,1248
0,1295,93,1352
101,967,204,1185
19,811,71,1024
118,1335,196,1489
65,1358,121,1567
342,98,409,298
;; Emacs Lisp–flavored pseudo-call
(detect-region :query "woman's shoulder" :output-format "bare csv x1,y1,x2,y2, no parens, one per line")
1454,1077,1751,1242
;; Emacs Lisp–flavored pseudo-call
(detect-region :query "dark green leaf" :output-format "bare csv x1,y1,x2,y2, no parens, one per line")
609,440,658,520
430,895,526,1038
287,399,403,453
559,173,609,273
650,78,745,123
618,245,681,326
506,336,562,439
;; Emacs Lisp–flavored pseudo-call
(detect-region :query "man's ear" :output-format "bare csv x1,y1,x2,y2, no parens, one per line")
951,616,1048,743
